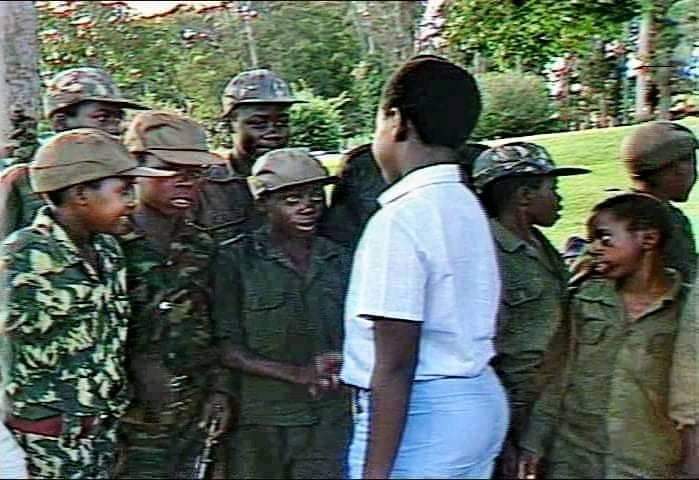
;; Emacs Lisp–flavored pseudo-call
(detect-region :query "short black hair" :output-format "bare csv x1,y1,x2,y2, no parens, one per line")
45,179,105,207
458,142,489,183
479,175,545,218
380,57,481,148
587,193,673,248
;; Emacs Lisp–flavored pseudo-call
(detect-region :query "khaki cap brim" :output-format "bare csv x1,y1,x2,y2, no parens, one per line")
220,98,307,119
83,96,149,110
119,166,177,177
148,149,225,167
249,174,337,199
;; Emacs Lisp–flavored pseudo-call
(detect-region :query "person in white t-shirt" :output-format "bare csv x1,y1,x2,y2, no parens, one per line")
340,55,508,479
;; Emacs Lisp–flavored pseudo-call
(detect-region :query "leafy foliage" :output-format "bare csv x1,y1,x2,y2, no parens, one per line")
289,82,349,151
445,0,639,72
472,72,554,140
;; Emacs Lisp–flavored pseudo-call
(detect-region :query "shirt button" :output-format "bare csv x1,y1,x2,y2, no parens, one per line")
165,260,174,267
168,353,176,360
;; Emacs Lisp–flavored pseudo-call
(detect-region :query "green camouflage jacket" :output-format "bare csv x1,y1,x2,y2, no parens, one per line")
191,156,263,243
521,271,691,478
489,220,571,442
119,215,234,421
665,203,697,284
0,206,130,420
213,227,351,427
0,164,45,242
319,144,386,248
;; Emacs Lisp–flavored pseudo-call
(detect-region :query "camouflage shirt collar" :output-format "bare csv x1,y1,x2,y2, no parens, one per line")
576,268,684,309
251,225,343,263
31,206,121,276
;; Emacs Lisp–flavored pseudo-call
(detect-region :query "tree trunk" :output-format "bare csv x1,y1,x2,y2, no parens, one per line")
634,9,654,121
415,0,452,55
0,1,40,159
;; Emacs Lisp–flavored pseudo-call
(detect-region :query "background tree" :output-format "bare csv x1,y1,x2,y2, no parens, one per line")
0,1,40,162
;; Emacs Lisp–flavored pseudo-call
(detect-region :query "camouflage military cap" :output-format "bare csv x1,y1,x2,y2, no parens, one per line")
30,128,174,193
123,111,224,167
621,121,698,177
221,69,305,118
472,141,590,192
43,67,149,118
248,147,337,199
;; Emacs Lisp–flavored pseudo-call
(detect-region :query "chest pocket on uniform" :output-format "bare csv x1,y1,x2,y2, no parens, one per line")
244,291,286,354
503,282,542,307
577,302,610,345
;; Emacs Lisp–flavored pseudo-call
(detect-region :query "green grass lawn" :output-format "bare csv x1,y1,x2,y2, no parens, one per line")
323,117,699,250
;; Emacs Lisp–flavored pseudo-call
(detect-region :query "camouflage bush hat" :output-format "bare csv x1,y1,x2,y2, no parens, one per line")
621,121,698,177
220,69,305,118
123,111,224,167
247,148,337,199
43,67,149,119
31,128,174,193
472,141,590,193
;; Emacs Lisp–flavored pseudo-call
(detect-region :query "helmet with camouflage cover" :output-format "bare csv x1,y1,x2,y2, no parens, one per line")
247,148,337,199
220,69,305,118
43,67,148,119
472,141,590,193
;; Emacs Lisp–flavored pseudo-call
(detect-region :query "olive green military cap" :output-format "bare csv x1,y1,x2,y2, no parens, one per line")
43,67,149,118
123,111,225,167
30,128,174,193
248,148,337,199
621,121,698,177
220,69,305,118
472,141,590,193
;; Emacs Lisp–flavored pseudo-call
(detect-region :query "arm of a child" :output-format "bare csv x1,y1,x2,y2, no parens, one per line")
670,277,698,478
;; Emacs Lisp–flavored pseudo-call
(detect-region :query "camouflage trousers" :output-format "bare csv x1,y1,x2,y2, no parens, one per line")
9,416,119,479
116,417,215,479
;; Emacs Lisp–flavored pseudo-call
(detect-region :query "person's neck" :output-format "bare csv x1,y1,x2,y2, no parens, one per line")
232,144,255,176
395,141,458,179
497,209,536,245
269,226,313,273
631,181,671,202
134,204,184,249
52,207,93,251
618,253,670,297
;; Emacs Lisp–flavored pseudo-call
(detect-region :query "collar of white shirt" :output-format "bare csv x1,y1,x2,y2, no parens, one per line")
378,163,462,207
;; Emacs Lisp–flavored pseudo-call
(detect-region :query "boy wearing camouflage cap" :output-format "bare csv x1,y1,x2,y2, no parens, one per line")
115,111,235,478
0,67,149,241
193,69,305,242
213,148,350,478
0,129,171,478
472,141,589,478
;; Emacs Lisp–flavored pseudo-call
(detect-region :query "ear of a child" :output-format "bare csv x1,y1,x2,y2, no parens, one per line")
638,229,661,251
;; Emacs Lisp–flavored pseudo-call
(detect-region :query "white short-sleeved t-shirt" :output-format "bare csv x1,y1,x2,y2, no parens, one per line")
340,164,501,389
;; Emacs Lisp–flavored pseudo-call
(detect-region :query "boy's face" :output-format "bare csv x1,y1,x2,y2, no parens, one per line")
588,211,644,279
371,107,400,183
230,104,290,159
527,176,561,228
264,183,325,239
137,160,205,216
664,157,697,202
58,101,126,135
80,177,136,235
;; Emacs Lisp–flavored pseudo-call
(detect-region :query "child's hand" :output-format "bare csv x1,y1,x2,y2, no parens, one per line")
314,352,343,390
517,450,540,479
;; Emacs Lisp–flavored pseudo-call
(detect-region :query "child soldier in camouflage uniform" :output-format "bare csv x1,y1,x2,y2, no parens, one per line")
520,193,698,479
214,148,351,478
0,128,172,478
193,69,305,242
0,67,149,241
115,111,234,478
471,142,589,478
